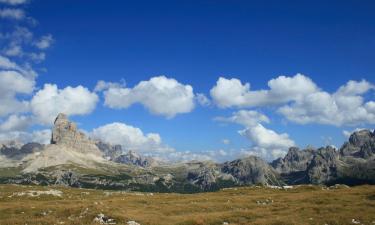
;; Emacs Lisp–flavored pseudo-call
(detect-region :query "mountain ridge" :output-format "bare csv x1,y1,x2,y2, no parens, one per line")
0,113,374,192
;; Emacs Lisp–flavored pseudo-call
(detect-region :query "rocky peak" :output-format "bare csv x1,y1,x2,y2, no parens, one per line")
271,147,315,174
307,146,339,184
114,150,157,167
340,129,375,158
349,130,374,147
95,141,123,160
221,156,279,185
51,113,79,145
50,113,102,155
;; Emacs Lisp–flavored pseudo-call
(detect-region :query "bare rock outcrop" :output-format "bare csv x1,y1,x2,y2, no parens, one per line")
340,129,375,159
307,146,340,184
51,113,102,156
271,147,315,174
114,150,158,167
221,156,281,186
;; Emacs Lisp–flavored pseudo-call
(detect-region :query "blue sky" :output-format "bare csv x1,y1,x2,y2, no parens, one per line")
0,0,374,161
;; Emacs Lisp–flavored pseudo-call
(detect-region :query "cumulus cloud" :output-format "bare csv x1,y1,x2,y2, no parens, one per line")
0,129,51,144
91,122,174,154
238,124,295,160
101,76,195,118
210,74,317,108
0,114,31,132
30,84,99,125
279,80,375,126
211,74,375,126
0,55,19,69
215,110,294,160
214,110,270,127
0,8,24,20
94,80,125,92
90,122,234,162
0,69,35,117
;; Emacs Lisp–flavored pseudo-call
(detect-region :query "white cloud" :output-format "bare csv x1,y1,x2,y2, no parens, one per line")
0,114,31,132
0,55,18,69
210,77,253,108
102,76,195,118
0,70,35,117
211,74,375,126
239,124,294,150
30,84,99,125
366,101,375,114
163,151,213,162
0,8,24,20
0,55,37,78
0,129,50,144
279,80,375,126
91,122,240,162
0,70,34,95
196,93,210,106
214,110,270,127
239,124,295,160
30,129,51,144
336,80,374,96
0,0,28,5
210,74,317,108
94,80,125,92
34,34,53,49
91,122,173,154
215,110,294,160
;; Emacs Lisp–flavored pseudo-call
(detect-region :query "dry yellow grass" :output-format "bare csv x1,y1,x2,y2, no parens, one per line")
0,184,374,225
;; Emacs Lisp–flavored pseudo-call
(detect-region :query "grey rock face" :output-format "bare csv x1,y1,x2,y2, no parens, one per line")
272,147,315,174
307,146,340,184
340,130,375,159
221,156,280,185
114,150,157,167
50,113,102,156
20,143,43,155
96,141,123,160
96,141,157,167
185,161,225,190
273,129,375,185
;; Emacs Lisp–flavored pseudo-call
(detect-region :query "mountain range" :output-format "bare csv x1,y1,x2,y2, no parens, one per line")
0,113,374,192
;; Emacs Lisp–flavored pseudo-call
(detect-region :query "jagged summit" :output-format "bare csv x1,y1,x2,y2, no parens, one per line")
341,129,375,158
271,129,375,185
22,113,104,172
50,113,102,155
349,129,374,147
0,114,374,191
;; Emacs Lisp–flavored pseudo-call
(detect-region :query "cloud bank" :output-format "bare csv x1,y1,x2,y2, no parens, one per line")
211,74,375,126
99,76,195,118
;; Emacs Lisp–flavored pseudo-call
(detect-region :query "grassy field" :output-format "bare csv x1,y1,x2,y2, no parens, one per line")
0,184,374,225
